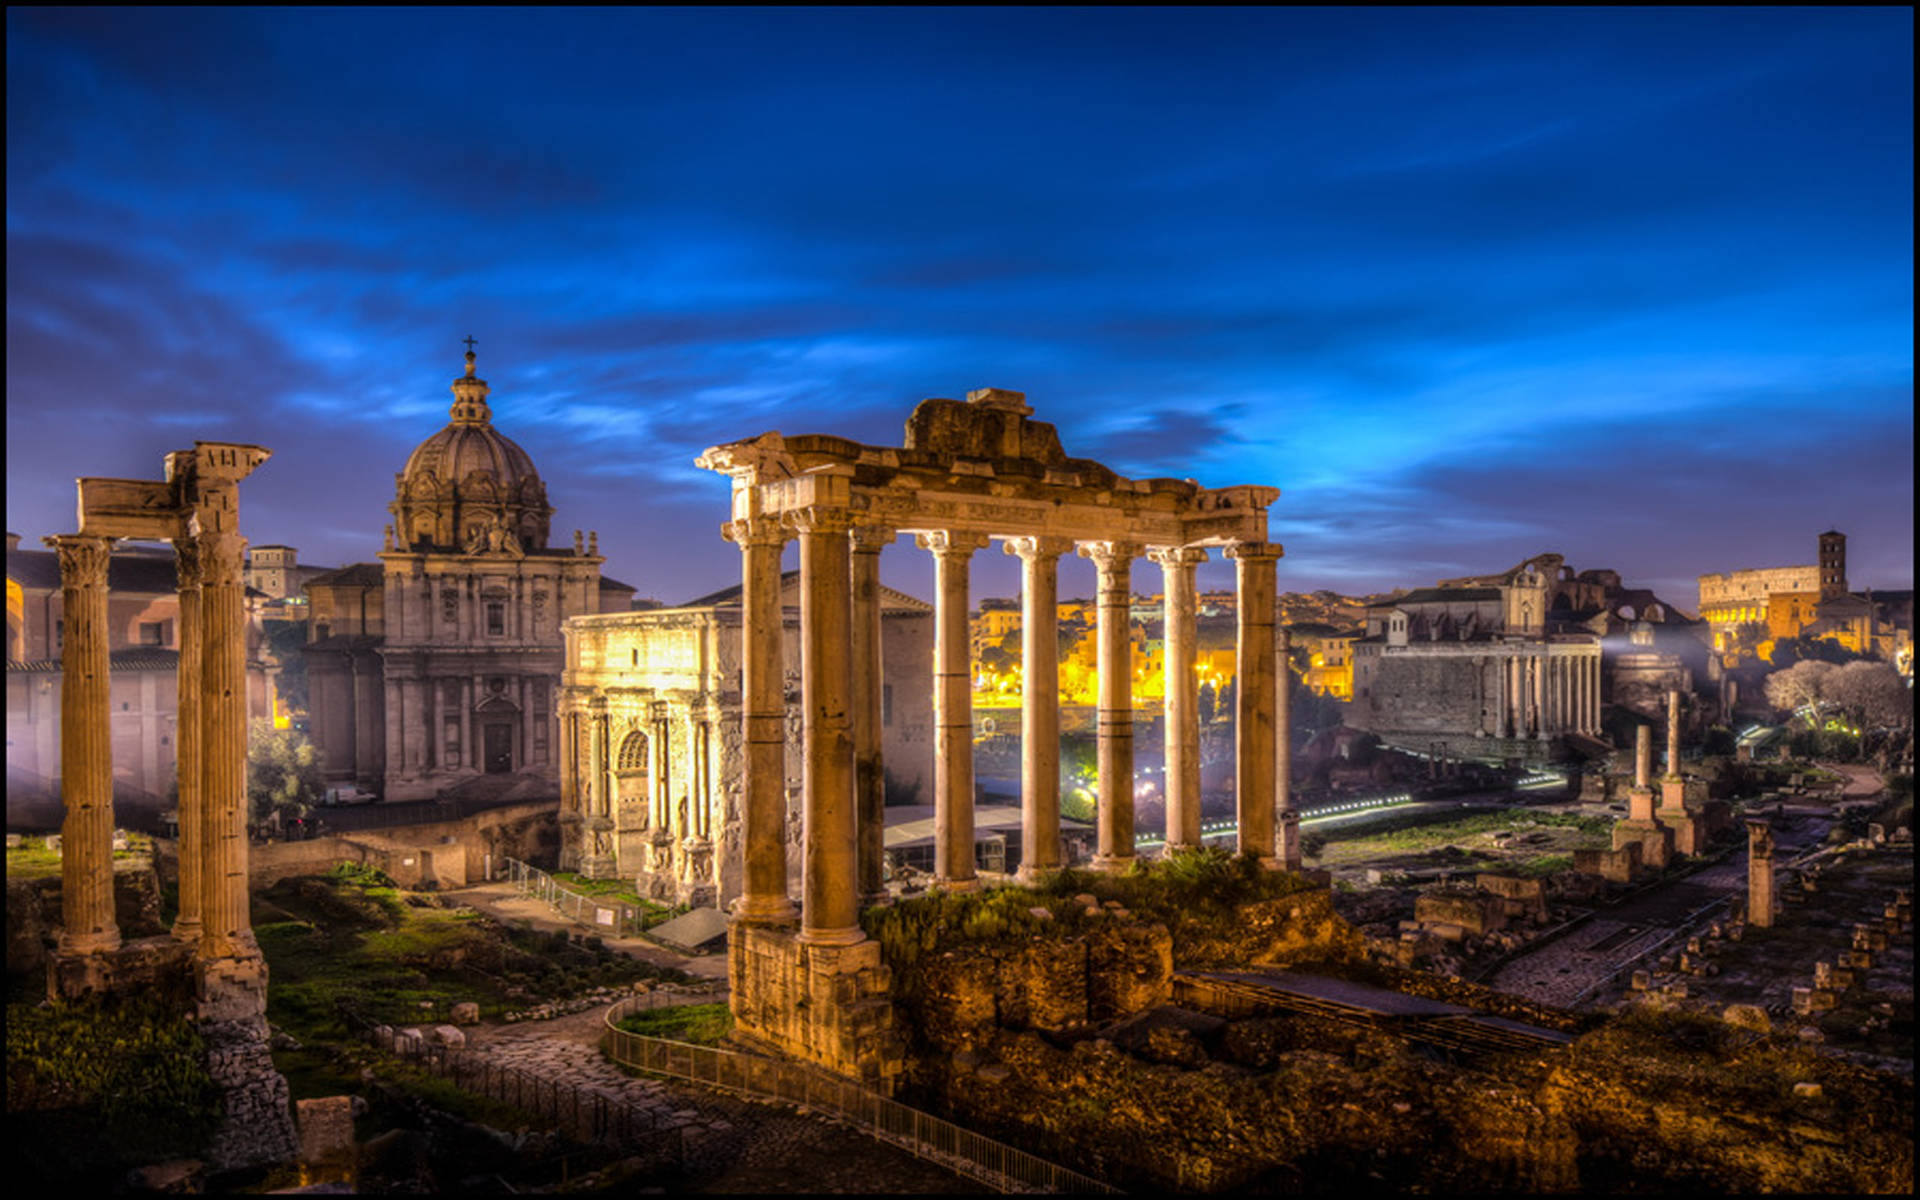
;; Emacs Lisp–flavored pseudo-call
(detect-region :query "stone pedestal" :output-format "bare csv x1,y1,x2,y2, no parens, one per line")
727,922,903,1093
1613,819,1673,870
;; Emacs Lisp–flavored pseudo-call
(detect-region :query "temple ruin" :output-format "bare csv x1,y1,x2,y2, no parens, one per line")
696,388,1288,1087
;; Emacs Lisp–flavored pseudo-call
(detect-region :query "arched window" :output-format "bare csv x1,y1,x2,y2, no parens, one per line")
616,730,649,772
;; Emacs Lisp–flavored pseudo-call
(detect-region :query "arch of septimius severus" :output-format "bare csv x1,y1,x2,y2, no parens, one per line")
696,388,1290,1089
46,440,295,1166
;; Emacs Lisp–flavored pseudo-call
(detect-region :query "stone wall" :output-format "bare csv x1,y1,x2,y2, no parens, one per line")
727,924,904,1092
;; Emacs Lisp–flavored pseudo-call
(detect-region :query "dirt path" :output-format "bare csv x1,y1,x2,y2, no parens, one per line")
441,880,729,982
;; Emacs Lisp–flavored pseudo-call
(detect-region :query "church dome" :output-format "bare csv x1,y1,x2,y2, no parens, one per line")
389,344,554,553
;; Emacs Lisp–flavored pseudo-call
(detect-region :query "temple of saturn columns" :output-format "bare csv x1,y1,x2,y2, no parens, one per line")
44,441,295,1167
696,387,1293,1087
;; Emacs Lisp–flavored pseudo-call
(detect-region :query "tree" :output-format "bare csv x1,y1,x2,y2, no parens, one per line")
246,718,325,826
1764,660,1837,722
1823,661,1911,730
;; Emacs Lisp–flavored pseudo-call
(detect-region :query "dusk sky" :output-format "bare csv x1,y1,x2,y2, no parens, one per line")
7,7,1912,609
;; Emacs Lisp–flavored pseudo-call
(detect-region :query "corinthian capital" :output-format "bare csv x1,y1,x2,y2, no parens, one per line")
1224,540,1285,563
1147,545,1210,569
1076,540,1142,573
848,523,898,554
1003,535,1075,563
724,516,790,549
197,530,249,584
916,530,991,558
45,535,114,588
788,506,853,537
173,534,203,591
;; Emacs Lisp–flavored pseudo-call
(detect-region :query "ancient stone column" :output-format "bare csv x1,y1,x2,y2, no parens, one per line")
1227,541,1282,865
1665,689,1683,779
850,524,894,904
727,517,795,923
1630,725,1655,822
49,535,121,955
796,508,862,944
1150,546,1207,851
1275,623,1300,870
1747,820,1776,928
922,531,988,889
1003,537,1071,880
1080,540,1142,871
172,535,205,943
198,529,254,959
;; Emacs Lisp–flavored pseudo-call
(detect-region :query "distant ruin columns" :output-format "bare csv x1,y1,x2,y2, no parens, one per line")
922,531,989,890
197,528,254,959
1747,820,1776,928
1276,624,1300,870
1630,725,1655,822
172,535,205,943
1009,536,1073,881
728,516,795,923
49,535,121,955
1666,689,1684,779
849,524,895,904
1081,540,1141,872
1151,546,1208,850
1227,541,1282,866
795,508,862,944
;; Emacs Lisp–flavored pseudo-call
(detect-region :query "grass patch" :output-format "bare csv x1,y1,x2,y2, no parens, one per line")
614,1002,732,1046
6,843,64,880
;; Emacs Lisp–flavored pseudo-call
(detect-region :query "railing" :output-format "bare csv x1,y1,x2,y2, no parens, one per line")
601,997,1118,1194
504,855,648,936
355,1019,684,1166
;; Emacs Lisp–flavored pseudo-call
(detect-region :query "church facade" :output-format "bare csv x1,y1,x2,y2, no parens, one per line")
305,346,631,801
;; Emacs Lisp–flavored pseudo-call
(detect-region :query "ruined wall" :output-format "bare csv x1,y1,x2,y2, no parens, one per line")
1353,647,1496,735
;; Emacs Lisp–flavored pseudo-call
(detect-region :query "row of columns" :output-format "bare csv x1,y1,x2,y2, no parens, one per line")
47,521,257,967
1496,651,1600,738
726,511,1298,948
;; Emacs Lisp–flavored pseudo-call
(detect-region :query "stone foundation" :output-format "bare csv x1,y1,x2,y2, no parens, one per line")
1612,819,1674,870
727,921,904,1093
45,933,194,1004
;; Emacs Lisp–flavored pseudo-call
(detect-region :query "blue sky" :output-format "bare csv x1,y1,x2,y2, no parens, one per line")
6,7,1912,608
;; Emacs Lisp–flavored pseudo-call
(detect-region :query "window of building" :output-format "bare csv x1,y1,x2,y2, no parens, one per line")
487,603,505,636
139,620,171,647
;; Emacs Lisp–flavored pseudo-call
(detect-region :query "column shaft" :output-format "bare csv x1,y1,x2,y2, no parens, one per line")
1082,542,1140,870
924,532,986,888
1011,538,1071,879
51,536,120,954
1152,548,1206,850
198,530,253,958
172,536,204,942
1228,542,1281,864
731,519,794,921
1275,624,1299,870
1666,689,1683,778
798,512,861,943
850,527,893,902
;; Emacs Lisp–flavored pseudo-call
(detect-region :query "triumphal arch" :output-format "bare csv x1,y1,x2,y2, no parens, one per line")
697,388,1290,1088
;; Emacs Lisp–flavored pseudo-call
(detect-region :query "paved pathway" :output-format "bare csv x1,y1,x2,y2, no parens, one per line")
441,880,730,981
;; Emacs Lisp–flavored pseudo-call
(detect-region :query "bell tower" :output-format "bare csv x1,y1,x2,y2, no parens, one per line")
1818,530,1847,600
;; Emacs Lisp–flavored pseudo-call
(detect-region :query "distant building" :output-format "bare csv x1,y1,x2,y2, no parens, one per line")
1698,531,1909,669
301,346,633,801
1288,622,1360,699
560,571,934,907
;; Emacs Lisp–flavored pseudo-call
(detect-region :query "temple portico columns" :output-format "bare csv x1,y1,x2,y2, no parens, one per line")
850,524,895,904
1276,624,1300,870
795,508,862,945
725,516,795,923
48,535,121,955
1009,536,1074,881
1149,546,1208,851
1080,540,1142,872
197,528,255,959
1226,541,1283,866
921,530,990,890
172,535,205,943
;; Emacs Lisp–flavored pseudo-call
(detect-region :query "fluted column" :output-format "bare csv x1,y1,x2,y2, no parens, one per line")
727,517,795,923
1080,540,1141,871
198,529,253,958
172,535,204,943
1150,547,1207,850
1227,541,1283,865
921,531,989,889
796,508,862,944
1666,688,1683,779
850,524,894,905
1276,624,1300,870
1009,536,1073,880
49,535,120,954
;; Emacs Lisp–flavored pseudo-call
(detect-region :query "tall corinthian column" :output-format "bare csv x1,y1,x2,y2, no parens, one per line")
49,535,121,954
795,508,862,944
726,517,795,923
198,529,254,958
1227,541,1283,866
1080,540,1141,872
849,524,894,905
1008,536,1073,880
172,535,204,942
920,531,989,890
1149,546,1207,851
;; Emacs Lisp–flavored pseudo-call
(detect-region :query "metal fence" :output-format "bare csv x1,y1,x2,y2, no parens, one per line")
600,997,1118,1194
360,1019,684,1165
504,855,650,936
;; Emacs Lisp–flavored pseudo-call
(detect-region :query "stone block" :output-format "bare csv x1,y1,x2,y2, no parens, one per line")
1791,987,1814,1016
430,1025,465,1049
394,1027,425,1055
6,833,20,849
1415,891,1505,936
451,1001,481,1025
1813,961,1834,988
1722,1004,1770,1033
1630,970,1651,991
44,835,61,853
295,1095,357,1180
1792,1081,1824,1099
1807,989,1836,1012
